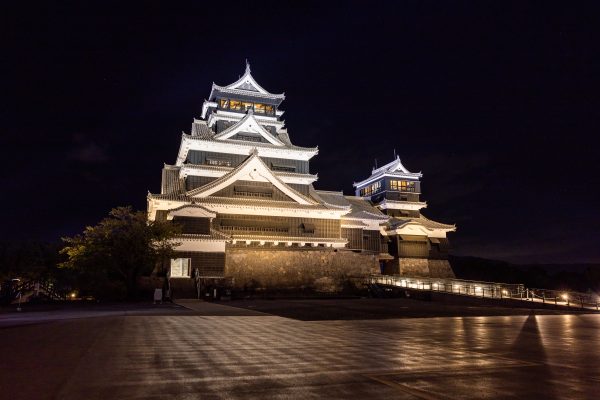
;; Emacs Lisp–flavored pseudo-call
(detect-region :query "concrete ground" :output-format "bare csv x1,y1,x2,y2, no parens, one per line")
0,299,598,399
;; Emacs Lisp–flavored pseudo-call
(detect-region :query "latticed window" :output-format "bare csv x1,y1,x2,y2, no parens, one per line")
235,134,263,143
206,158,231,167
390,180,416,192
217,99,275,115
233,185,273,198
220,219,289,233
170,258,191,277
359,180,382,196
271,164,296,172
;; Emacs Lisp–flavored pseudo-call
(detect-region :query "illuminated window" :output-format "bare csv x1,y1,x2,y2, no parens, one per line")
219,99,229,109
206,158,231,167
170,258,191,277
265,105,274,115
241,102,253,111
390,180,416,192
360,181,381,196
254,103,265,114
230,100,241,110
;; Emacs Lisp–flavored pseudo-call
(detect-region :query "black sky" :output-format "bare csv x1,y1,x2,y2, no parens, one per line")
2,1,600,263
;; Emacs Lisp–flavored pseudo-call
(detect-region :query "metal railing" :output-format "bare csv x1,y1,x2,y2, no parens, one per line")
367,274,600,310
12,280,66,302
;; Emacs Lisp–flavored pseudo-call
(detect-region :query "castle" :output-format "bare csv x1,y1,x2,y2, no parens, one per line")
147,63,455,292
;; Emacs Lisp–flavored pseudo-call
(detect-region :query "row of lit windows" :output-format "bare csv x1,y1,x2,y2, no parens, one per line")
359,180,417,196
390,180,416,192
219,99,275,115
359,181,382,196
206,158,231,167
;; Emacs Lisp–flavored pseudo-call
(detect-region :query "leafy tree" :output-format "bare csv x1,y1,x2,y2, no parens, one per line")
60,207,180,299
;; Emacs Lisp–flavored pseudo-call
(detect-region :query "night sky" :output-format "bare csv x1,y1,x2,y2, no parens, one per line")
3,1,600,263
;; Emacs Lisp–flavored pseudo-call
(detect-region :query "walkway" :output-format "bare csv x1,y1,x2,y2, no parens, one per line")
369,274,600,311
1,301,599,399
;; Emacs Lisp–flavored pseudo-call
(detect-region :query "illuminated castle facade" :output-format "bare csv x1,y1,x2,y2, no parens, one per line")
147,63,455,291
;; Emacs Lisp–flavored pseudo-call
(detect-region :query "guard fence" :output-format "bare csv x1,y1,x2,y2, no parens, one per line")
367,274,600,310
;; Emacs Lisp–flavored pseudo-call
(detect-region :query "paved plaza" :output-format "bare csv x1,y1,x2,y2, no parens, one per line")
1,300,599,399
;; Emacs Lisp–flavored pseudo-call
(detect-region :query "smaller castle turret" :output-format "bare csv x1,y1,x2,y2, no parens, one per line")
353,156,456,277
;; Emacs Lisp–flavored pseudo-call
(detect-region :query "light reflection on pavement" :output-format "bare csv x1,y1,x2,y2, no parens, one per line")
0,301,598,399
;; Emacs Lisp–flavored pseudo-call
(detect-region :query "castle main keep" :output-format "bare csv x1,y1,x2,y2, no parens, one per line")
147,63,456,291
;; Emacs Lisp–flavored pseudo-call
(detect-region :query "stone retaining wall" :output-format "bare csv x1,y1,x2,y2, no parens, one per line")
224,249,379,292
392,258,455,278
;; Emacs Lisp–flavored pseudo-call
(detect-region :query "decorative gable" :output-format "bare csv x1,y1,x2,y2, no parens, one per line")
213,110,284,146
372,156,411,175
186,150,318,206
167,205,216,220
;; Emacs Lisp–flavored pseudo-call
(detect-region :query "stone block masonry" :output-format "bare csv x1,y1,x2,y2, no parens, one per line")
428,259,456,278
398,257,455,278
225,249,379,291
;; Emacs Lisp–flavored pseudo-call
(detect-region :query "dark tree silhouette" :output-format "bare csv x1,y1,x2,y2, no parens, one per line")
60,207,180,299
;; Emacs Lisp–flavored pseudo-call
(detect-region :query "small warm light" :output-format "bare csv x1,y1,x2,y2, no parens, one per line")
562,293,569,300
502,290,508,295
70,293,76,299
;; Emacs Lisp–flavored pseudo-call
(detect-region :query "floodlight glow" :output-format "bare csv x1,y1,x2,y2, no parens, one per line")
562,293,569,300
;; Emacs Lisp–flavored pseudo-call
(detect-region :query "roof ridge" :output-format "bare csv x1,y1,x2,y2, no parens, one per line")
315,189,344,194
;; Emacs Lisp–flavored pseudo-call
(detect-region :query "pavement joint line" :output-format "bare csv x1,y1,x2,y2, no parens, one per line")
363,361,540,379
92,367,420,387
173,300,282,318
366,374,451,400
364,362,542,400
469,351,541,368
481,351,600,373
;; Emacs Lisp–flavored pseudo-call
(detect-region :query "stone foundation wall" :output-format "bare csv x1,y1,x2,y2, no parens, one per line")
428,259,455,278
397,258,455,278
224,249,379,292
399,258,430,277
